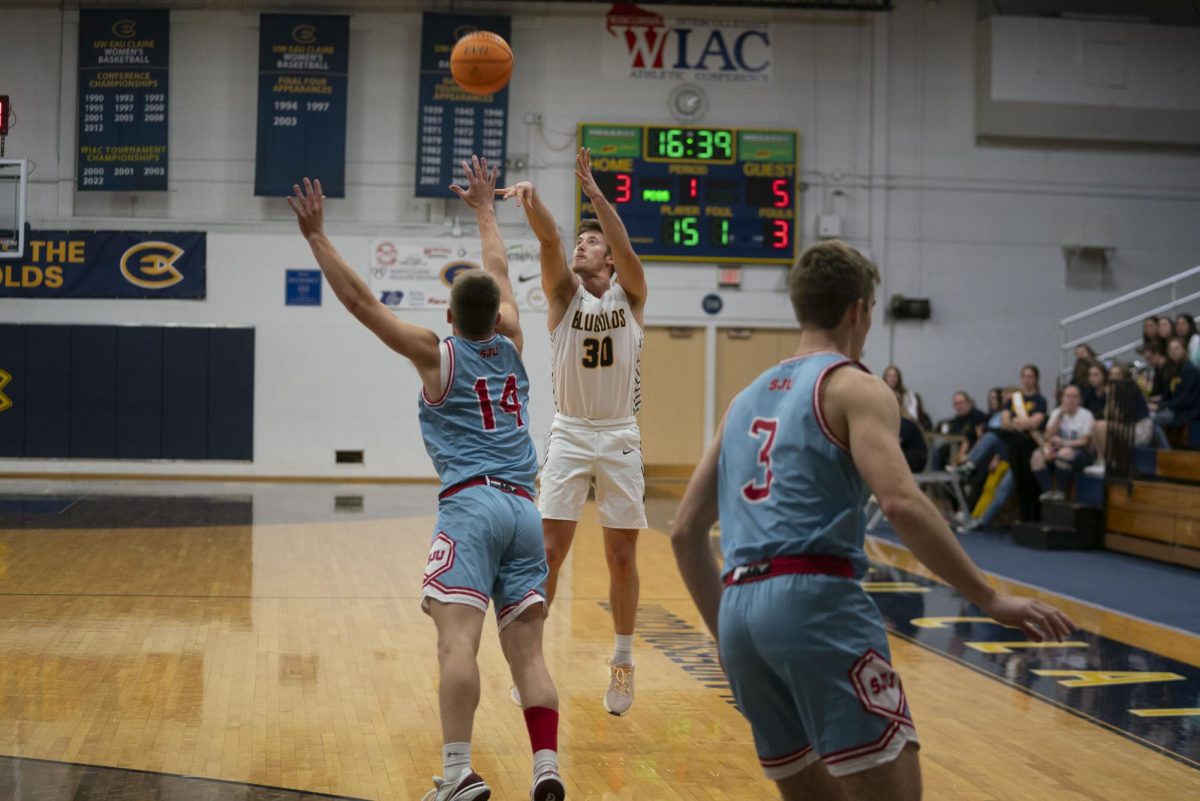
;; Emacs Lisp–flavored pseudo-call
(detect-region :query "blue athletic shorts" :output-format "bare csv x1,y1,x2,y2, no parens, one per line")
421,485,547,630
719,573,919,779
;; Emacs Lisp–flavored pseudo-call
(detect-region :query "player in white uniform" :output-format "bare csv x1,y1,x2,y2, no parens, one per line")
503,148,647,715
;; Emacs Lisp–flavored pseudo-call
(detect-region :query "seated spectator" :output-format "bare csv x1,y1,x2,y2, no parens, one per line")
1149,337,1200,448
932,391,988,469
1176,313,1200,368
1081,362,1108,419
1034,384,1094,501
1070,344,1099,389
1143,340,1174,402
1089,363,1153,475
1142,316,1162,352
953,366,1048,521
883,365,931,430
1157,316,1175,343
899,404,929,473
990,365,1049,522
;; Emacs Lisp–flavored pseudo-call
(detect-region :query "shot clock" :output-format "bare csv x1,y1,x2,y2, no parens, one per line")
577,123,797,264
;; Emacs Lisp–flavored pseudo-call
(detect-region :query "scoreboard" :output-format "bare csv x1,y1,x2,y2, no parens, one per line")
577,123,798,265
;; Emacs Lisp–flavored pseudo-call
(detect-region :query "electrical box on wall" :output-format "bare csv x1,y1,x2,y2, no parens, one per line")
818,214,842,239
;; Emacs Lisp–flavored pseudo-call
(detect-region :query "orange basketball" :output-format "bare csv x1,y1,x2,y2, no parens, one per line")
450,31,513,95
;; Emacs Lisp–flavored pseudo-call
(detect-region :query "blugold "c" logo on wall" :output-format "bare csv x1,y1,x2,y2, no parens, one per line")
0,370,12,414
120,242,185,289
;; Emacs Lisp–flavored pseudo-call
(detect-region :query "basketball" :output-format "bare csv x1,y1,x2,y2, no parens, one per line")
450,31,513,95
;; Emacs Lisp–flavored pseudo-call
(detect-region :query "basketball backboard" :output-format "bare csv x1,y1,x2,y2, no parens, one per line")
0,158,29,259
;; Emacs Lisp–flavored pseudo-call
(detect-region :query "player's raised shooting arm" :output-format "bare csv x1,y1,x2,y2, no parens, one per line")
670,417,726,640
833,370,1075,642
452,157,523,355
576,147,647,309
288,179,441,387
500,180,575,306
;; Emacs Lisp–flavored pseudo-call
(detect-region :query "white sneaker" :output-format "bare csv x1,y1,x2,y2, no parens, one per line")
1084,463,1105,478
510,685,522,707
420,771,491,801
531,767,565,801
1039,490,1065,502
603,659,635,716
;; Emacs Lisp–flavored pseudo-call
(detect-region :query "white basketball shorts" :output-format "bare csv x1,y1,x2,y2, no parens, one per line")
539,414,648,530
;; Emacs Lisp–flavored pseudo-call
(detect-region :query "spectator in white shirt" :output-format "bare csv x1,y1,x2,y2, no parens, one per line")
1035,384,1094,501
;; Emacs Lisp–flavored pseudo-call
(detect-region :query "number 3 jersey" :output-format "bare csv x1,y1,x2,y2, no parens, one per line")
717,352,872,578
550,281,644,421
418,334,538,495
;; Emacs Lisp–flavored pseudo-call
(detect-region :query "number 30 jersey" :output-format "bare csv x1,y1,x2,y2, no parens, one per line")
549,282,644,421
717,352,872,578
418,334,538,495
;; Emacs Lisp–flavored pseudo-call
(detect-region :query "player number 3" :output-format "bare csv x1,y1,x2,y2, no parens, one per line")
741,417,779,502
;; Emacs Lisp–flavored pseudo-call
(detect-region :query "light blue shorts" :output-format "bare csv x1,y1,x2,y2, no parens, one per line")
719,574,919,780
421,485,547,630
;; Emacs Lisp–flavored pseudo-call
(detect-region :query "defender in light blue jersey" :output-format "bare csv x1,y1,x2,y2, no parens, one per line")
289,158,565,801
671,241,1074,801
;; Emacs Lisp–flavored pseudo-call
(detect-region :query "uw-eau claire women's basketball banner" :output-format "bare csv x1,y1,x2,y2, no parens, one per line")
255,13,350,198
0,230,206,299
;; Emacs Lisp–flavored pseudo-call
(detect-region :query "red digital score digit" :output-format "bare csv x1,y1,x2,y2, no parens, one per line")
615,173,631,203
772,220,790,250
772,179,789,208
688,177,698,200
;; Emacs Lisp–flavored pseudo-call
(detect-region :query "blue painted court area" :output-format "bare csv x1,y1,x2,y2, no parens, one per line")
869,523,1200,635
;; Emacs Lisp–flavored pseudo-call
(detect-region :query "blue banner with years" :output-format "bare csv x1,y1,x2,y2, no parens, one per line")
77,9,170,191
255,14,350,197
0,231,206,299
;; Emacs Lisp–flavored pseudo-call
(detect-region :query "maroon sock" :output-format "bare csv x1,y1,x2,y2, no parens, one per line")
522,706,559,753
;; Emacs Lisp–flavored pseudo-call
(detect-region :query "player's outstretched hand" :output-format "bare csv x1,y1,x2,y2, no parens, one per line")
498,180,535,209
287,178,325,240
449,155,499,211
982,593,1076,643
575,147,603,200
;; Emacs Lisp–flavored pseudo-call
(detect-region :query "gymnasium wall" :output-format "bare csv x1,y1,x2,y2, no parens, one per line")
1,1,1199,479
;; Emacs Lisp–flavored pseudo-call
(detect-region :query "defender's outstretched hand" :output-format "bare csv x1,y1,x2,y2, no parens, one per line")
982,593,1076,642
575,147,603,201
449,155,499,210
499,180,536,209
287,177,325,240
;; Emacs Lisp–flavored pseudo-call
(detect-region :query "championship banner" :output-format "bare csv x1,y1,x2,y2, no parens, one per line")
77,9,170,191
255,14,350,197
415,13,510,199
0,231,206,299
367,239,545,312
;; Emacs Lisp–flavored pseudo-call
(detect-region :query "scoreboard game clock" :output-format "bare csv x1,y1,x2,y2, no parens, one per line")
576,123,798,265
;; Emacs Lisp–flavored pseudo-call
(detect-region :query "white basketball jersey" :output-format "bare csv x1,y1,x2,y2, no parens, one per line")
550,282,644,420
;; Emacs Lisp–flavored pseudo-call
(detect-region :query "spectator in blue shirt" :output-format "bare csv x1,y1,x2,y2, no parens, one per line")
1150,337,1200,448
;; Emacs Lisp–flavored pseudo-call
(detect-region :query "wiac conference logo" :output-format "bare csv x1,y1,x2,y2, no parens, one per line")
120,241,186,289
605,2,770,75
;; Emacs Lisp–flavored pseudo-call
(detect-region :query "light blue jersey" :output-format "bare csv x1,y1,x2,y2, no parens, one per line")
716,351,919,778
718,352,871,578
418,334,538,494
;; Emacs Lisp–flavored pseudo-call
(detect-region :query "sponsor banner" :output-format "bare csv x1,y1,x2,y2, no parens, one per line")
0,231,206,299
367,239,545,312
415,12,510,199
255,14,350,197
602,3,771,83
77,9,170,191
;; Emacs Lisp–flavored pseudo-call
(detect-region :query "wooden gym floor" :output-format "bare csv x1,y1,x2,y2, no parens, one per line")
0,479,1197,800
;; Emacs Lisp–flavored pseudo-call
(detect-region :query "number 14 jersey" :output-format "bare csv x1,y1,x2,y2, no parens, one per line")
717,352,872,578
418,334,538,495
550,282,644,421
